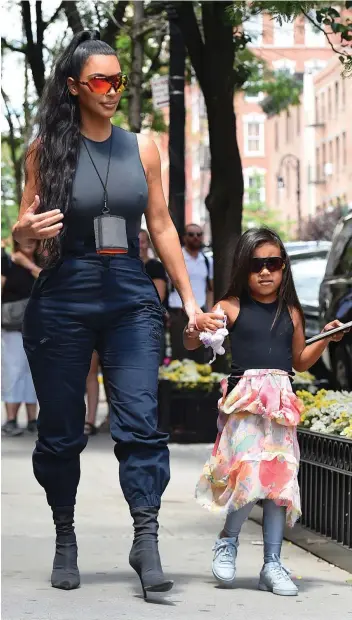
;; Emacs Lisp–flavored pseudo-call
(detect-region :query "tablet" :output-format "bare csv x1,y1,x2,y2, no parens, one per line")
305,320,352,345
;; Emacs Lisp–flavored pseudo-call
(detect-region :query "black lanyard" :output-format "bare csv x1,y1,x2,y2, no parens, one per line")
82,132,113,214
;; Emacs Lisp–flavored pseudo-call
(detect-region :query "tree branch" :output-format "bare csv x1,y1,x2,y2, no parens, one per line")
173,3,205,89
43,1,64,30
145,35,165,79
62,0,84,34
301,7,351,58
103,0,129,48
1,38,26,53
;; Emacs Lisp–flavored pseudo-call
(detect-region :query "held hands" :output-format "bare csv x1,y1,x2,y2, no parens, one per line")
322,320,350,342
192,311,225,333
183,299,203,334
13,195,64,241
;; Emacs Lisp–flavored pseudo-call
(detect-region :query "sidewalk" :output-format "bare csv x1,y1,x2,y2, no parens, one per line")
2,425,352,620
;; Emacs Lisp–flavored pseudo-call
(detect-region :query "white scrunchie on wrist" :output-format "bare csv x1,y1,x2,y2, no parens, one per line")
198,304,229,364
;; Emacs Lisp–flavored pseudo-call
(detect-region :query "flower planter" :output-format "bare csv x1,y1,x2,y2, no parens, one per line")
297,428,352,549
158,380,219,443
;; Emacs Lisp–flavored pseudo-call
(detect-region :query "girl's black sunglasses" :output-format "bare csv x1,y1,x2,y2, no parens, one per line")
250,257,285,273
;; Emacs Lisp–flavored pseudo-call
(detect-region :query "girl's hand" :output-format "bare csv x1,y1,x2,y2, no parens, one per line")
194,312,225,333
13,195,64,242
322,319,349,342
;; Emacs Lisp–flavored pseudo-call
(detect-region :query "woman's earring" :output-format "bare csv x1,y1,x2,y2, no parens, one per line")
282,263,286,270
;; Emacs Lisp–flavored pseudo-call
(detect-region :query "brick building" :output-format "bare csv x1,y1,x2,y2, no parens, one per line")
153,14,339,241
266,55,351,236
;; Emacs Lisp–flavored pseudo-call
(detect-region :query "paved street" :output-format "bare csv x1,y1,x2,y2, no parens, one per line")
2,408,352,620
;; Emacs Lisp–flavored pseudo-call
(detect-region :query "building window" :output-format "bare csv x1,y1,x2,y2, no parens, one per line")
305,13,325,47
244,14,263,47
243,114,265,156
343,132,347,167
321,92,325,122
244,91,264,103
336,136,340,173
272,59,296,74
329,140,333,169
275,121,279,151
316,147,320,181
304,59,327,75
273,20,294,47
322,143,326,176
243,168,266,204
328,87,332,118
335,81,339,116
315,95,319,123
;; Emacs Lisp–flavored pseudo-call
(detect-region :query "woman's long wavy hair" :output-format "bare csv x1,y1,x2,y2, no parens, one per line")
32,30,116,263
223,227,305,328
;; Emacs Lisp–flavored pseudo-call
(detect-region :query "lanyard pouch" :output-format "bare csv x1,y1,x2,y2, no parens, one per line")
94,214,128,255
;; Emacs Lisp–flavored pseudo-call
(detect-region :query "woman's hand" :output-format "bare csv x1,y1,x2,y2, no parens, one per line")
193,312,225,333
322,319,350,342
13,195,64,242
183,299,202,333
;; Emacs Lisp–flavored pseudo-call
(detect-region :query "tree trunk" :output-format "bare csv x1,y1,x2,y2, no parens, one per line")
62,1,84,34
168,12,186,237
21,1,46,96
128,1,145,133
173,1,243,300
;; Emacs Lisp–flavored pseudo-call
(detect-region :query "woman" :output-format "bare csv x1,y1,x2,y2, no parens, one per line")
13,31,198,596
1,239,40,436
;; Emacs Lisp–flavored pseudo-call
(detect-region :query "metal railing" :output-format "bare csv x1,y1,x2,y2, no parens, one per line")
298,429,352,549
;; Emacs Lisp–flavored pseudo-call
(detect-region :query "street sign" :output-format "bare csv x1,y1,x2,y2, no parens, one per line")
151,75,169,109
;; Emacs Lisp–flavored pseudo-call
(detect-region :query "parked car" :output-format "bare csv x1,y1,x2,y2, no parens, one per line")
284,240,331,255
319,213,352,390
291,256,328,340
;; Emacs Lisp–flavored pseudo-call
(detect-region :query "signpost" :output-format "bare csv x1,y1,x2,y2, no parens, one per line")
151,75,169,109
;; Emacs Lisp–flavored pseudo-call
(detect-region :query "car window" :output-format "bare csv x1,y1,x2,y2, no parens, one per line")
291,258,327,304
335,237,352,276
325,218,352,276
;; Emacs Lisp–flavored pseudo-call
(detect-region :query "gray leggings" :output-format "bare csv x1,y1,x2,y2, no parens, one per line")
223,500,286,564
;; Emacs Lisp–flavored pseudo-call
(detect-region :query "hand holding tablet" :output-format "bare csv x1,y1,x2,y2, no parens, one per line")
305,320,352,345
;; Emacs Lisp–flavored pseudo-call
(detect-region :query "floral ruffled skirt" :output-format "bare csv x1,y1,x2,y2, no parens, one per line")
195,369,303,527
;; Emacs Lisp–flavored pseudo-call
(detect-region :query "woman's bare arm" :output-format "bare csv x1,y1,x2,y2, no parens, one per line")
137,135,198,327
13,145,64,242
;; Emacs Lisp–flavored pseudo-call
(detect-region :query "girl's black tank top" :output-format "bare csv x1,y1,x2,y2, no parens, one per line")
228,295,294,388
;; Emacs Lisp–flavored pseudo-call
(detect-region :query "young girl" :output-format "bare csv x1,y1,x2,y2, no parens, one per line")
184,227,347,596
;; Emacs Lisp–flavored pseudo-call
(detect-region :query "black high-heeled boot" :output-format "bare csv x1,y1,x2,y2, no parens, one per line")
51,506,80,590
129,506,173,599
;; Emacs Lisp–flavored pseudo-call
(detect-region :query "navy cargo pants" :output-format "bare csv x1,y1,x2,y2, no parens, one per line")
23,241,170,509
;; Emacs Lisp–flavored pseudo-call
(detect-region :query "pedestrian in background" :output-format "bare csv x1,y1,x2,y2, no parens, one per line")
1,239,40,436
168,223,213,363
139,228,168,364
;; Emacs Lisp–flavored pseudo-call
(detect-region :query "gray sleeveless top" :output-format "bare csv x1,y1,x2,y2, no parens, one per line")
64,125,148,249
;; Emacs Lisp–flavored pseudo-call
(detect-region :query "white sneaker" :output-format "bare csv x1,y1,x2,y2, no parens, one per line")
259,554,298,596
212,537,238,588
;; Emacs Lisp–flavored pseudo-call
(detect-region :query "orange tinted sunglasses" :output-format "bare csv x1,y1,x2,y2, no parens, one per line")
78,73,128,95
